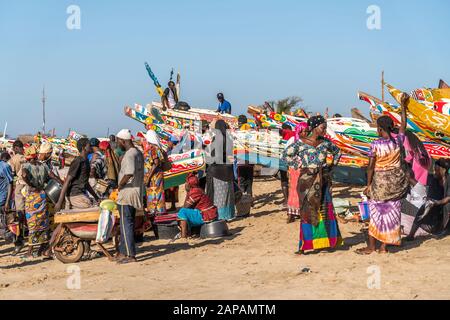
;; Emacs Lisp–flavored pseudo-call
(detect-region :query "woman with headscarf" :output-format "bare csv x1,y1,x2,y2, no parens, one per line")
21,145,59,258
206,120,236,221
282,115,342,254
177,173,218,238
143,130,166,215
357,94,410,254
99,140,120,190
285,122,309,223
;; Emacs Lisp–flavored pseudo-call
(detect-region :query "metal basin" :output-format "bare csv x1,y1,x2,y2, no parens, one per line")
200,220,230,239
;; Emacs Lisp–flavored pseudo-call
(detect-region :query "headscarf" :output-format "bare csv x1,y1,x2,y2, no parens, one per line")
307,115,326,131
39,142,53,154
89,138,100,148
294,122,309,141
144,130,162,148
99,141,111,151
186,173,199,188
24,145,38,160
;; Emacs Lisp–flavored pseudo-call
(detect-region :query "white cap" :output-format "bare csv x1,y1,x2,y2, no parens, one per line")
144,130,161,148
116,129,132,140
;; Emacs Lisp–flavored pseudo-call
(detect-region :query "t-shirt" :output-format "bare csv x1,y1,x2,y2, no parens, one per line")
117,148,144,209
168,90,176,108
0,161,13,206
368,133,405,171
67,156,90,197
217,100,232,114
8,153,25,185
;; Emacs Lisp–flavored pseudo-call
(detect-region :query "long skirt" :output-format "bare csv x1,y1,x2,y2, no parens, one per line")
288,168,301,216
207,177,235,221
146,171,166,215
25,190,50,246
298,184,343,251
368,200,402,245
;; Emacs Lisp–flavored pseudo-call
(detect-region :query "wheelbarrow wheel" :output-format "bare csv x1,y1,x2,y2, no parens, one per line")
53,233,85,264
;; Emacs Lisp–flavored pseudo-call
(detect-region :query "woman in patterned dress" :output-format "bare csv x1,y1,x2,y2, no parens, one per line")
282,116,343,254
22,145,59,258
143,130,167,215
357,93,410,254
285,122,309,223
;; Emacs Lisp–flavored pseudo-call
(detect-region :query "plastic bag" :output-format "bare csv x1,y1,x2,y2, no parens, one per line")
96,209,115,243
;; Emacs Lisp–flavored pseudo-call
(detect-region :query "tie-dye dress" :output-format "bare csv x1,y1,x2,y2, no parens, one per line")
282,138,343,252
368,134,409,245
144,145,166,215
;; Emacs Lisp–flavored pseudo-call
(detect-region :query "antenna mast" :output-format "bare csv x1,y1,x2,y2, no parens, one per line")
42,86,46,134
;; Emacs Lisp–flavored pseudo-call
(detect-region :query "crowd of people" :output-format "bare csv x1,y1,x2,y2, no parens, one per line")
1,91,450,266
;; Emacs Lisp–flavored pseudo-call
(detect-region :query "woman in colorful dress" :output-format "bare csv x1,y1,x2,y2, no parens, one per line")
357,94,410,254
285,122,309,223
22,145,59,258
143,130,166,215
206,120,235,221
282,115,343,254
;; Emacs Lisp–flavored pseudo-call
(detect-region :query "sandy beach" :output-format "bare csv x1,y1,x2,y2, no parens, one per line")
1,176,449,300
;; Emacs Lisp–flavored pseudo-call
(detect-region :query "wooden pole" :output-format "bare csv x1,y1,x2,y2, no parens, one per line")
381,71,385,102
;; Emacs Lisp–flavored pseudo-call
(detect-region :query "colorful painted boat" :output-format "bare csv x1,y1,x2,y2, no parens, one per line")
387,84,450,137
164,149,206,189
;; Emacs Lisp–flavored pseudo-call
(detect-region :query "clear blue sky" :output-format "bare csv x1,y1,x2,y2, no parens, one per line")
1,0,449,137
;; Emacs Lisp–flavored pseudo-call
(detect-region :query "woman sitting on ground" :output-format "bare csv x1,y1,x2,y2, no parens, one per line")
178,173,218,238
405,159,450,240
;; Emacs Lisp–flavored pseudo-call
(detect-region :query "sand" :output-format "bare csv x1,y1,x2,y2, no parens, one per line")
1,176,450,300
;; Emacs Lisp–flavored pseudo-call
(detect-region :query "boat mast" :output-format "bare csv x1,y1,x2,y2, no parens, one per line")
42,86,46,134
381,71,385,102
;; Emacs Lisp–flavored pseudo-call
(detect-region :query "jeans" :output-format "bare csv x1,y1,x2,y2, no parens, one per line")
118,204,136,257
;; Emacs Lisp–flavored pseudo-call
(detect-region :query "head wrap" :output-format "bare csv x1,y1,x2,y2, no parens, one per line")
307,115,326,130
24,145,38,160
89,138,100,147
39,143,53,154
116,129,132,140
186,173,199,188
294,122,309,141
99,141,110,151
144,130,162,148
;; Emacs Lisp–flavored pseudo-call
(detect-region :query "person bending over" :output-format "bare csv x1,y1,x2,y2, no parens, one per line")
177,173,218,238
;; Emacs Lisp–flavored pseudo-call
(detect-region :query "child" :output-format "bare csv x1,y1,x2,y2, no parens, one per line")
177,173,218,238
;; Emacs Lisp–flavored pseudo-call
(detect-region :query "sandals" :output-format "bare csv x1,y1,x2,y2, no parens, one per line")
355,248,375,255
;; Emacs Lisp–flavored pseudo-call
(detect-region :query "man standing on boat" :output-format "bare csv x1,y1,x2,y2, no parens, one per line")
162,81,178,110
216,93,232,114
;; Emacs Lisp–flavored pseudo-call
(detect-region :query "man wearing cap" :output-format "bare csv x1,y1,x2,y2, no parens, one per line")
216,93,232,114
115,129,144,264
55,138,99,212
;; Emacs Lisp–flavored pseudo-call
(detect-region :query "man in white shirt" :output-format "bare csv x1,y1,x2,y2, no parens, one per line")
162,81,178,109
114,129,145,264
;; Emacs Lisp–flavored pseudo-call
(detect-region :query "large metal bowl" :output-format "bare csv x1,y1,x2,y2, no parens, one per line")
45,179,62,205
200,220,230,239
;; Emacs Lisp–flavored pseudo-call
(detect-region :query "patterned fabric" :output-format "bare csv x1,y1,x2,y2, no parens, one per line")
91,151,106,179
144,145,166,215
368,133,404,171
369,168,409,202
25,190,50,246
368,200,402,245
207,177,235,221
287,168,301,216
282,138,340,170
298,184,343,251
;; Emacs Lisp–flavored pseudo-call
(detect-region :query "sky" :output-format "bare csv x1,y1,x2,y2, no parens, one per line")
1,0,449,137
